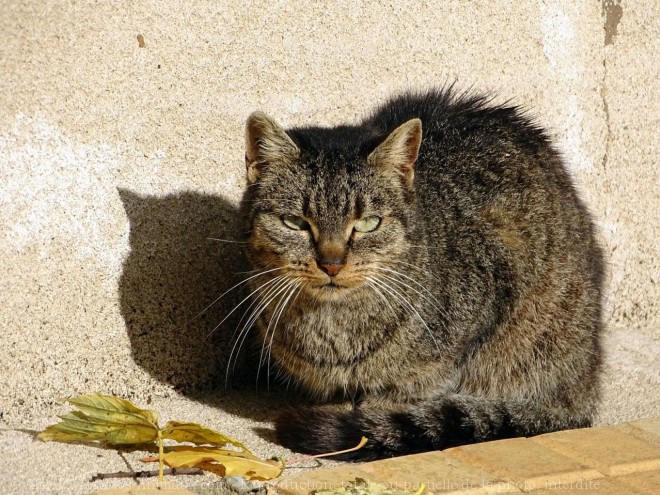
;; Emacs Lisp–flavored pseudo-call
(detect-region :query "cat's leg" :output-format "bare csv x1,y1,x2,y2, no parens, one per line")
274,394,594,460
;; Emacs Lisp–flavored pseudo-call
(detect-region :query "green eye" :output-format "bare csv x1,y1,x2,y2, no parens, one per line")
282,215,310,231
354,216,381,233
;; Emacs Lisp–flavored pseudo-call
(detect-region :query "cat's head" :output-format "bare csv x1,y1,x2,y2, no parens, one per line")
241,111,422,301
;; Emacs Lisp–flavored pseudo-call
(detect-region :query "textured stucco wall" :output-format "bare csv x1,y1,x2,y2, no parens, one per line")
0,1,658,492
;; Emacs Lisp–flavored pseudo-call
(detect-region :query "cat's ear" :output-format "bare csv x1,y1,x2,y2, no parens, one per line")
245,111,300,184
367,118,422,188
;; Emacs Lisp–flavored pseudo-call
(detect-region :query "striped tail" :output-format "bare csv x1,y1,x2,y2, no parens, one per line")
274,394,593,460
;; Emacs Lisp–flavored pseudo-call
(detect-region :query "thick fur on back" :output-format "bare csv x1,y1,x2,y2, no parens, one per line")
239,88,604,460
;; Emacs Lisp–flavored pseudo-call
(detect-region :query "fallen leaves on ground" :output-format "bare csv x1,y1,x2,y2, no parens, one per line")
37,393,285,481
143,446,284,480
37,394,160,444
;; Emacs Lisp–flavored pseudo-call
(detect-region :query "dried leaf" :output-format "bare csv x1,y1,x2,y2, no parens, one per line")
37,394,159,445
162,420,250,451
144,446,285,481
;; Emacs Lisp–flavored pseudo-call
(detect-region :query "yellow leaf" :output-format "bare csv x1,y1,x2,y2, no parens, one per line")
37,394,159,445
67,394,159,426
162,421,251,451
37,393,285,481
144,446,285,481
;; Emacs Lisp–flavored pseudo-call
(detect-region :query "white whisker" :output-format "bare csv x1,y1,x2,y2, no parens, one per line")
193,266,286,323
225,275,293,382
387,259,433,276
374,268,448,322
378,263,451,325
223,280,286,386
255,278,301,386
207,237,248,244
206,273,285,340
264,279,303,389
365,278,398,318
369,275,441,352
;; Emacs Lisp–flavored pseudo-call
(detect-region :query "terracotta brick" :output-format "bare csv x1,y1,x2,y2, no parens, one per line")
528,477,645,495
443,437,602,492
615,469,660,494
278,422,660,495
355,451,522,494
617,418,660,448
279,451,522,495
533,426,660,476
278,465,376,495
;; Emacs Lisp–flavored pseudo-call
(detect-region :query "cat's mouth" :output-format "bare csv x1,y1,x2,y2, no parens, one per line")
303,272,365,296
319,281,347,290
310,279,362,296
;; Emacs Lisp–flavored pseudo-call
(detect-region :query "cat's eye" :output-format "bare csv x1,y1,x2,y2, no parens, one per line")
354,216,381,233
282,214,310,231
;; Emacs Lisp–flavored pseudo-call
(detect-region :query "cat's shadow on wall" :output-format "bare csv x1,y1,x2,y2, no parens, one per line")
118,189,293,421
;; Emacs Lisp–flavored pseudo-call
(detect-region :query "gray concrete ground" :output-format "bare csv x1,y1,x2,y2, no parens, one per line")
1,1,658,494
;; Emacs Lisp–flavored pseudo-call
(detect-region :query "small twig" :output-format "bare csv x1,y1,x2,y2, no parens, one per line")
90,467,204,482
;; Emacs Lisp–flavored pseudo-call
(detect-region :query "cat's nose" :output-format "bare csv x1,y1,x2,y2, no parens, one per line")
318,258,345,277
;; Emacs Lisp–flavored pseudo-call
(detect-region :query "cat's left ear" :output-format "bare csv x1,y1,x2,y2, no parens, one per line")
367,118,422,188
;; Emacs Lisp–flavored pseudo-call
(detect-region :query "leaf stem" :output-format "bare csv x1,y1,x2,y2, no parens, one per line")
158,429,164,486
286,437,368,464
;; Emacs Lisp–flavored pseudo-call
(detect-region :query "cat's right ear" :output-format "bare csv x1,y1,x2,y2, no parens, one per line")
367,118,422,189
245,112,300,184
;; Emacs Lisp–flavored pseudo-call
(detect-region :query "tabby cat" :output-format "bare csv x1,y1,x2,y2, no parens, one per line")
238,88,604,460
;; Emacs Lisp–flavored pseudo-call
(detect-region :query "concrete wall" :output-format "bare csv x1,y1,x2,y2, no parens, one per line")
1,0,658,441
